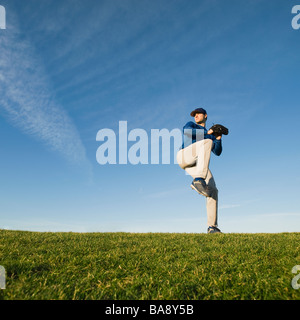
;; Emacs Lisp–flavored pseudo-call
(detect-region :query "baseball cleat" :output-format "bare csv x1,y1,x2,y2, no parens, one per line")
207,226,222,234
191,178,212,197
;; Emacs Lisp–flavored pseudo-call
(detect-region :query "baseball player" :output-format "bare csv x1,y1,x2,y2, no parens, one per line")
177,108,228,234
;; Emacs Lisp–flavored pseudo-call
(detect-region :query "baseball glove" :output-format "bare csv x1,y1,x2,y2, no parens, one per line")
209,124,229,136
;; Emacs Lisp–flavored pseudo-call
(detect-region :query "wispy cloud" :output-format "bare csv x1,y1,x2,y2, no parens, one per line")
0,12,90,167
219,204,241,210
143,188,187,199
257,212,300,218
1,218,89,233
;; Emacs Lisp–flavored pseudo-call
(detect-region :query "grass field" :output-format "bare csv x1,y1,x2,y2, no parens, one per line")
0,230,299,300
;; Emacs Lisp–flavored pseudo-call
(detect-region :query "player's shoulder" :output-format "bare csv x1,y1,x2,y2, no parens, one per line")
183,121,199,129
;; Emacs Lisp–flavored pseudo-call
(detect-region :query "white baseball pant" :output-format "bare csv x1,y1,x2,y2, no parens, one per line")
177,139,218,227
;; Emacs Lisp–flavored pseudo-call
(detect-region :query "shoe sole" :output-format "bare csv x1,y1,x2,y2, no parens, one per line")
191,184,212,197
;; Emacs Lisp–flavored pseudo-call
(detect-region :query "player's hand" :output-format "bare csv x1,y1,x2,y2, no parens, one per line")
208,128,222,140
215,134,222,140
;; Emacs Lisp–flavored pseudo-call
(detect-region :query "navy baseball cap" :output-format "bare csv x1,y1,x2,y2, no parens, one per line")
190,108,207,117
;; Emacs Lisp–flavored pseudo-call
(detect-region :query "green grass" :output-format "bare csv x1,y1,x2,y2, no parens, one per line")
0,230,299,300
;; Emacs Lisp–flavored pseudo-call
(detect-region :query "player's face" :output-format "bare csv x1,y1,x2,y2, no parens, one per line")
194,113,207,124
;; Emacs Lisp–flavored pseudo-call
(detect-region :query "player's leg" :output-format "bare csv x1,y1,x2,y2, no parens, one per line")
177,139,213,179
182,139,213,197
205,170,221,233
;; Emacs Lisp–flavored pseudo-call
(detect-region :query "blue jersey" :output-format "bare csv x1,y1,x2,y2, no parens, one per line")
181,121,222,156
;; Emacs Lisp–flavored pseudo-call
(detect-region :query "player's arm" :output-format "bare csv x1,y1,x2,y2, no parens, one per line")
212,138,222,156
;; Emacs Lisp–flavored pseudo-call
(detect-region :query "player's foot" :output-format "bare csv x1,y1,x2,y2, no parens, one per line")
207,226,222,234
191,178,212,197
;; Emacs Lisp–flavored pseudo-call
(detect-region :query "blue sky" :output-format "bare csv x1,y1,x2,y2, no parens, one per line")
0,0,300,233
